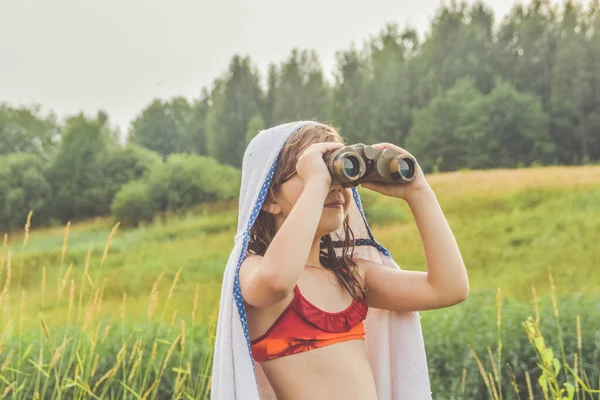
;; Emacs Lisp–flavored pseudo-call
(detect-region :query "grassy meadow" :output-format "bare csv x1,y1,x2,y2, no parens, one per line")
1,165,599,399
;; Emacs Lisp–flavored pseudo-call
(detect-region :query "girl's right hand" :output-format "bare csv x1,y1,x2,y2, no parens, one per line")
296,142,344,187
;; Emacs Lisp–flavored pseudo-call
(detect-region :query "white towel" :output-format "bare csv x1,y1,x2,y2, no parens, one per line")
211,121,432,399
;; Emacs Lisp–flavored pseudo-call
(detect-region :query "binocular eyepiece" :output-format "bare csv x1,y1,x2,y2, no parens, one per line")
325,144,417,188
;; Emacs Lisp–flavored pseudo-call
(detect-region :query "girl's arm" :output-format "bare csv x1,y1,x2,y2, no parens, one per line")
240,180,329,308
359,186,469,312
239,142,342,308
356,142,469,312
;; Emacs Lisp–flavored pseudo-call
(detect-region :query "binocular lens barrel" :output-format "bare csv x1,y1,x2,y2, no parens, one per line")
331,152,365,182
342,156,362,178
391,155,416,182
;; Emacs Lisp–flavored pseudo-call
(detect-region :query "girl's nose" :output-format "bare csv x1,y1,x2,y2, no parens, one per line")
330,181,343,192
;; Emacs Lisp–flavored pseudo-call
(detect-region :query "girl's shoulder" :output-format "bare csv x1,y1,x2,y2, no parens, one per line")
241,252,263,270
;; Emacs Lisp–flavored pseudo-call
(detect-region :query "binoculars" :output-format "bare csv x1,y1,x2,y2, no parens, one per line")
325,144,417,188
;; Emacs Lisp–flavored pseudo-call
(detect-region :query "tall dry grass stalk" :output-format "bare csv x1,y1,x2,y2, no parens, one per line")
16,212,33,314
100,222,120,268
496,288,503,397
147,270,165,320
57,222,70,295
548,268,569,384
192,284,200,324
475,359,497,399
506,363,520,397
0,252,11,310
0,322,9,355
0,235,7,300
23,211,32,248
41,266,46,312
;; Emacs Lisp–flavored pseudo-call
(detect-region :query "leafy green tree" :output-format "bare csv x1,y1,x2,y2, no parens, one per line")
330,46,373,144
495,0,558,109
408,77,550,171
128,97,192,160
186,90,210,156
205,55,264,167
483,79,550,168
263,64,278,127
47,114,160,222
245,113,265,144
407,78,488,172
46,114,111,221
367,24,418,145
271,49,329,124
0,153,53,230
549,0,599,164
586,0,600,160
414,1,496,106
0,103,60,159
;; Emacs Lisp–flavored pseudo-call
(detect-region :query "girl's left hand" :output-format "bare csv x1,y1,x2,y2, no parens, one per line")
359,143,432,202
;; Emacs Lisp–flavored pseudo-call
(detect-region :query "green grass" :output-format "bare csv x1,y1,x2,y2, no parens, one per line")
370,184,600,299
3,210,237,330
0,165,599,399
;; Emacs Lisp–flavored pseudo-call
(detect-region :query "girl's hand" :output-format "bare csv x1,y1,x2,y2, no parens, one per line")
296,142,344,187
360,143,431,202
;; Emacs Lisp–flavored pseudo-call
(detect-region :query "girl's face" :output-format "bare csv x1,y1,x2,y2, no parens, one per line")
268,172,353,237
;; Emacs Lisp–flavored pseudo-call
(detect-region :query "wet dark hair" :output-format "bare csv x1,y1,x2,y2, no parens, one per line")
247,124,365,300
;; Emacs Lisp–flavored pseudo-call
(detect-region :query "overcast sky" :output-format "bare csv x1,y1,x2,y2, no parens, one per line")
1,0,548,132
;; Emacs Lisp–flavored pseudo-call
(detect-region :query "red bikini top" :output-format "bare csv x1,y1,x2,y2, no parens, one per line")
250,285,368,362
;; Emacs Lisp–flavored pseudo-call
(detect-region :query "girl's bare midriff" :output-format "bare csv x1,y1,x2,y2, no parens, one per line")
258,339,378,400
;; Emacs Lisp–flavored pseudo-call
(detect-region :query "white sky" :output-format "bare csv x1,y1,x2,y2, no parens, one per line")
0,0,552,133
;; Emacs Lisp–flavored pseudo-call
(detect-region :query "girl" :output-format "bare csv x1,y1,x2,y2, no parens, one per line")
211,121,469,400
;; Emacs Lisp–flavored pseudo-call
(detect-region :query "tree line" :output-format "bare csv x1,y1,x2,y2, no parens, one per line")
1,0,599,230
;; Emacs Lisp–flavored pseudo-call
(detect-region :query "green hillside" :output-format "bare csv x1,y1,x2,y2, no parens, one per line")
1,165,599,398
5,165,599,319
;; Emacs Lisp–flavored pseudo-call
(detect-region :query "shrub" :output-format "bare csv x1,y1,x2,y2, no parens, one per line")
102,143,163,188
147,153,240,213
111,181,158,227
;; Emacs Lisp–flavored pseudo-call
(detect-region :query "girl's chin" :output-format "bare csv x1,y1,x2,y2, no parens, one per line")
318,218,345,236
